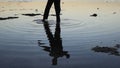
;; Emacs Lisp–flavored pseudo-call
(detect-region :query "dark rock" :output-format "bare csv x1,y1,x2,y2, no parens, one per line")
50,14,56,16
22,13,41,16
90,13,97,17
62,2,64,4
114,44,120,48
35,9,38,12
113,12,116,14
97,8,99,10
0,17,19,20
92,46,117,52
50,13,62,16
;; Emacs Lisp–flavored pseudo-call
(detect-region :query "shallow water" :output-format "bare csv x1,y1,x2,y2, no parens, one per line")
0,2,120,68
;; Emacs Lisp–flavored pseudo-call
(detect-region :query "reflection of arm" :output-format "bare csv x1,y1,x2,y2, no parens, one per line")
40,46,51,52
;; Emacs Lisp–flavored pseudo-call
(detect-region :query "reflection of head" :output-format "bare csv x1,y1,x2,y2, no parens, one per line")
52,57,57,65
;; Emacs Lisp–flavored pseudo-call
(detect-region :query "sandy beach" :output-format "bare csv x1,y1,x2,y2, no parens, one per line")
0,1,120,68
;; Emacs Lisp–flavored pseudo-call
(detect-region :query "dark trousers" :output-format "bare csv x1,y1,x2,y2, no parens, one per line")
43,0,61,22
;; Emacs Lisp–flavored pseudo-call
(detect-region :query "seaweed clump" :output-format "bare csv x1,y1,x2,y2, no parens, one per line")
0,17,19,20
92,44,120,56
22,13,41,16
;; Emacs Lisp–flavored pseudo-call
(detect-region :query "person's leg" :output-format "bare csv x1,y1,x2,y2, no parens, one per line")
54,0,61,22
43,0,54,21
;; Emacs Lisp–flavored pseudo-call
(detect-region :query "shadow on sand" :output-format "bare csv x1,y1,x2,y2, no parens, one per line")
38,21,70,65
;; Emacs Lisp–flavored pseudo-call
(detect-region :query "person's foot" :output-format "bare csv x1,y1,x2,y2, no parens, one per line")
42,19,48,22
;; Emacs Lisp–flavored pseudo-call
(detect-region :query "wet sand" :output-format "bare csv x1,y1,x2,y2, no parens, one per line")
0,1,120,68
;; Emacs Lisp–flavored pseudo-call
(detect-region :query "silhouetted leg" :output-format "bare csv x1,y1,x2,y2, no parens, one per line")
54,0,61,22
54,22,60,39
54,21,63,51
43,21,54,46
43,0,54,20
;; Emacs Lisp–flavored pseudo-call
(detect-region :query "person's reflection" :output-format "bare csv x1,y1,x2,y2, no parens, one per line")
38,21,70,65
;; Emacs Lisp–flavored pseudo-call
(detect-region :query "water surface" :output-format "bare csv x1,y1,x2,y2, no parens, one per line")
0,1,120,68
